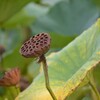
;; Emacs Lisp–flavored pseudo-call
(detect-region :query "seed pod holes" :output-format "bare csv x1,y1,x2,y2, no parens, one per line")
20,32,51,58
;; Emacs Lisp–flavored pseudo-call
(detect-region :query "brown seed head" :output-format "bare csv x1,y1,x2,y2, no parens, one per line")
0,68,20,87
0,45,5,55
20,32,51,58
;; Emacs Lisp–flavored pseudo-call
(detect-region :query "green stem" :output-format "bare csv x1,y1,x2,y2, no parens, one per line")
40,55,57,100
7,90,14,100
88,71,100,100
6,87,14,100
15,85,20,95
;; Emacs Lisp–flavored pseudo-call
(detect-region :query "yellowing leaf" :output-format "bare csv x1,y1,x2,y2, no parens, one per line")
16,19,100,100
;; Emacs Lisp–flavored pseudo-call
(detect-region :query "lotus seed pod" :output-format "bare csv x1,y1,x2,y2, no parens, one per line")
20,32,51,58
0,68,20,87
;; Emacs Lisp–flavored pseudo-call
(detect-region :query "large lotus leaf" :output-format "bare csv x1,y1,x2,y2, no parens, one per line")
1,3,49,28
0,0,32,23
16,18,100,100
1,10,35,28
31,0,99,35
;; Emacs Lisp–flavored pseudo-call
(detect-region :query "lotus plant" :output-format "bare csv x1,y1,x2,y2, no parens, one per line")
20,32,57,100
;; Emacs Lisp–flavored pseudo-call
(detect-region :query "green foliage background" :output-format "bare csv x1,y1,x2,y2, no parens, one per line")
0,0,100,100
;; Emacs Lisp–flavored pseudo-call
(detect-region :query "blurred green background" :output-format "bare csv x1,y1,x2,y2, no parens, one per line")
0,0,100,100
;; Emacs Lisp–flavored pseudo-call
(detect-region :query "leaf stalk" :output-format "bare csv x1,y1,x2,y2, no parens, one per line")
39,54,57,100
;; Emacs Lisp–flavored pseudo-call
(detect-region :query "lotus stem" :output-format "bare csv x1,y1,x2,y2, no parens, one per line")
39,54,57,100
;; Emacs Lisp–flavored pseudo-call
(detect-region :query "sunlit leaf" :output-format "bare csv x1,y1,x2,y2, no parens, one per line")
1,10,35,28
1,3,49,28
0,0,32,23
